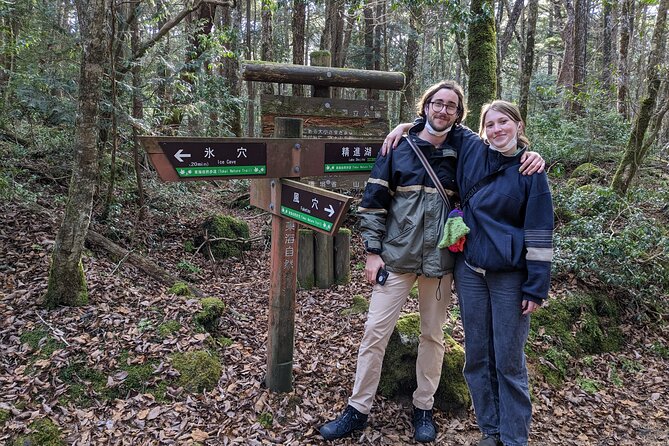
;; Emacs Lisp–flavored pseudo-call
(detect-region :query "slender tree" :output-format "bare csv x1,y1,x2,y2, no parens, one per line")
467,0,497,127
292,0,306,96
568,0,587,115
611,0,668,195
45,0,111,308
617,0,634,118
519,0,539,121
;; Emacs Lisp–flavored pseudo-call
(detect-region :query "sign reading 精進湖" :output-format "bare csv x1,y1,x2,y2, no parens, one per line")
159,141,267,178
323,142,381,173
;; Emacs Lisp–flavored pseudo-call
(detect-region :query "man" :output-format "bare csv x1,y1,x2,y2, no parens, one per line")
319,80,543,443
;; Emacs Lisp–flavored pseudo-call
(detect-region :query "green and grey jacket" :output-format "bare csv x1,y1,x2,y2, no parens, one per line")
358,123,459,277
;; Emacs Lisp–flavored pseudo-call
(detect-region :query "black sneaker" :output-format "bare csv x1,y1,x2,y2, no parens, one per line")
478,434,503,446
319,405,368,440
412,407,437,443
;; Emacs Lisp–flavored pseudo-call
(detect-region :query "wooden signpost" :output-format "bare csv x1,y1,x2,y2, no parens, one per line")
141,59,405,393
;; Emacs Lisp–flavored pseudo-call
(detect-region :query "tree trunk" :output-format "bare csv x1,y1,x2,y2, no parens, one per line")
568,0,587,115
400,3,422,122
292,0,306,97
601,0,614,97
611,0,668,195
364,0,376,99
221,2,242,136
131,1,146,221
519,0,539,122
496,0,526,97
467,0,497,128
45,0,111,308
260,0,274,94
617,0,634,118
557,0,575,89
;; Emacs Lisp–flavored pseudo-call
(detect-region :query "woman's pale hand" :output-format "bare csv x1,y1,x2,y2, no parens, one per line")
381,123,412,155
521,300,541,315
519,151,545,175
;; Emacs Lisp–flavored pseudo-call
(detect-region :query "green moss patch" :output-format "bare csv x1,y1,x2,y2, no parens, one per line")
567,162,606,188
528,292,623,386
194,297,226,333
168,281,192,296
158,320,182,338
340,295,369,315
0,409,10,424
20,328,65,359
196,215,250,260
11,418,65,446
171,350,222,393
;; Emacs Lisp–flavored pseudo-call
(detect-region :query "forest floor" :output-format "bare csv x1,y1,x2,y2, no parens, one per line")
1,175,668,446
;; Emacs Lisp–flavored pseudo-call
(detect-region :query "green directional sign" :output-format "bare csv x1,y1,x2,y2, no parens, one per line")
159,141,267,178
323,142,382,173
279,179,351,235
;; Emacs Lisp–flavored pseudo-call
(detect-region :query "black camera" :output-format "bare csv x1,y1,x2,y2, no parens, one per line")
376,268,389,285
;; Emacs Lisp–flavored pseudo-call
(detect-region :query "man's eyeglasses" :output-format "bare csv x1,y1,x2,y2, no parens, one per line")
428,101,458,115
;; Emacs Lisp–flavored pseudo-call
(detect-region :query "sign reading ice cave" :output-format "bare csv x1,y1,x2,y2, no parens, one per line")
159,141,267,178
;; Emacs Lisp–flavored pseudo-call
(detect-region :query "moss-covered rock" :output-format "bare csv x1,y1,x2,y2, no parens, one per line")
340,295,369,315
528,292,623,385
196,215,250,260
171,350,222,393
194,297,226,333
378,313,470,413
567,162,606,187
168,281,192,296
11,418,65,446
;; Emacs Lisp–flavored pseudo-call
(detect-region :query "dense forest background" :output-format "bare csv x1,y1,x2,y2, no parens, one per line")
1,0,668,444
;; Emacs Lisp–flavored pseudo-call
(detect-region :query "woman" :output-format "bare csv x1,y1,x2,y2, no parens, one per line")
383,101,553,446
455,100,553,446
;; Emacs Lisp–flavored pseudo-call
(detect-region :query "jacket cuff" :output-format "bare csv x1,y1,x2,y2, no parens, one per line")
364,240,382,254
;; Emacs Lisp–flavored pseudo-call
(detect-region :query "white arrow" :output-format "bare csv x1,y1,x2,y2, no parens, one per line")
325,204,335,218
174,149,191,163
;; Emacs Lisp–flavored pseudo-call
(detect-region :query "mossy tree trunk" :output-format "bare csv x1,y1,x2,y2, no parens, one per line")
467,0,497,129
44,0,111,308
611,0,668,195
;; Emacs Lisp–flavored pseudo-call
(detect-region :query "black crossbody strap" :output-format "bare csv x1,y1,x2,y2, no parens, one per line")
405,136,452,210
461,159,519,208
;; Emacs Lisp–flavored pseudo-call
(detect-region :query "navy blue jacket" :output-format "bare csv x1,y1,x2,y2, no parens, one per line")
456,127,554,304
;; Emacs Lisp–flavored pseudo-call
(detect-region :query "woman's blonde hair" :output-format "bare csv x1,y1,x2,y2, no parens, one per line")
479,100,531,148
416,80,467,125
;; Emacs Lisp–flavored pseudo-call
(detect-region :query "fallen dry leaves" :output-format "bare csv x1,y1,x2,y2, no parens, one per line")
1,198,668,445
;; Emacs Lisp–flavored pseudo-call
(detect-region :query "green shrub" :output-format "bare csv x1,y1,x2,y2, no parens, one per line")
553,185,669,308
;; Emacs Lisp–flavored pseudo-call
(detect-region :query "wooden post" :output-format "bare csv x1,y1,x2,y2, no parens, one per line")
309,51,332,98
266,117,303,392
334,228,351,285
314,231,335,288
297,229,315,289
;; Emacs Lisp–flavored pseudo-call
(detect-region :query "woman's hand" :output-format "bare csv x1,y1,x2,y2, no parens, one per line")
381,123,412,155
519,151,545,175
521,299,541,316
364,253,385,284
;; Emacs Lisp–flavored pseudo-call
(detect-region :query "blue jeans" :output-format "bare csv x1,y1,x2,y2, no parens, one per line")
455,257,531,446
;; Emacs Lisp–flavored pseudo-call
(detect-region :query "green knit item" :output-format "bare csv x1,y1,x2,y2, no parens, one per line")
438,210,470,249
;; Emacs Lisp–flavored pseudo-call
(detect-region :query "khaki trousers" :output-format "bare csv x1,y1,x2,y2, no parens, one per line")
348,271,452,414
